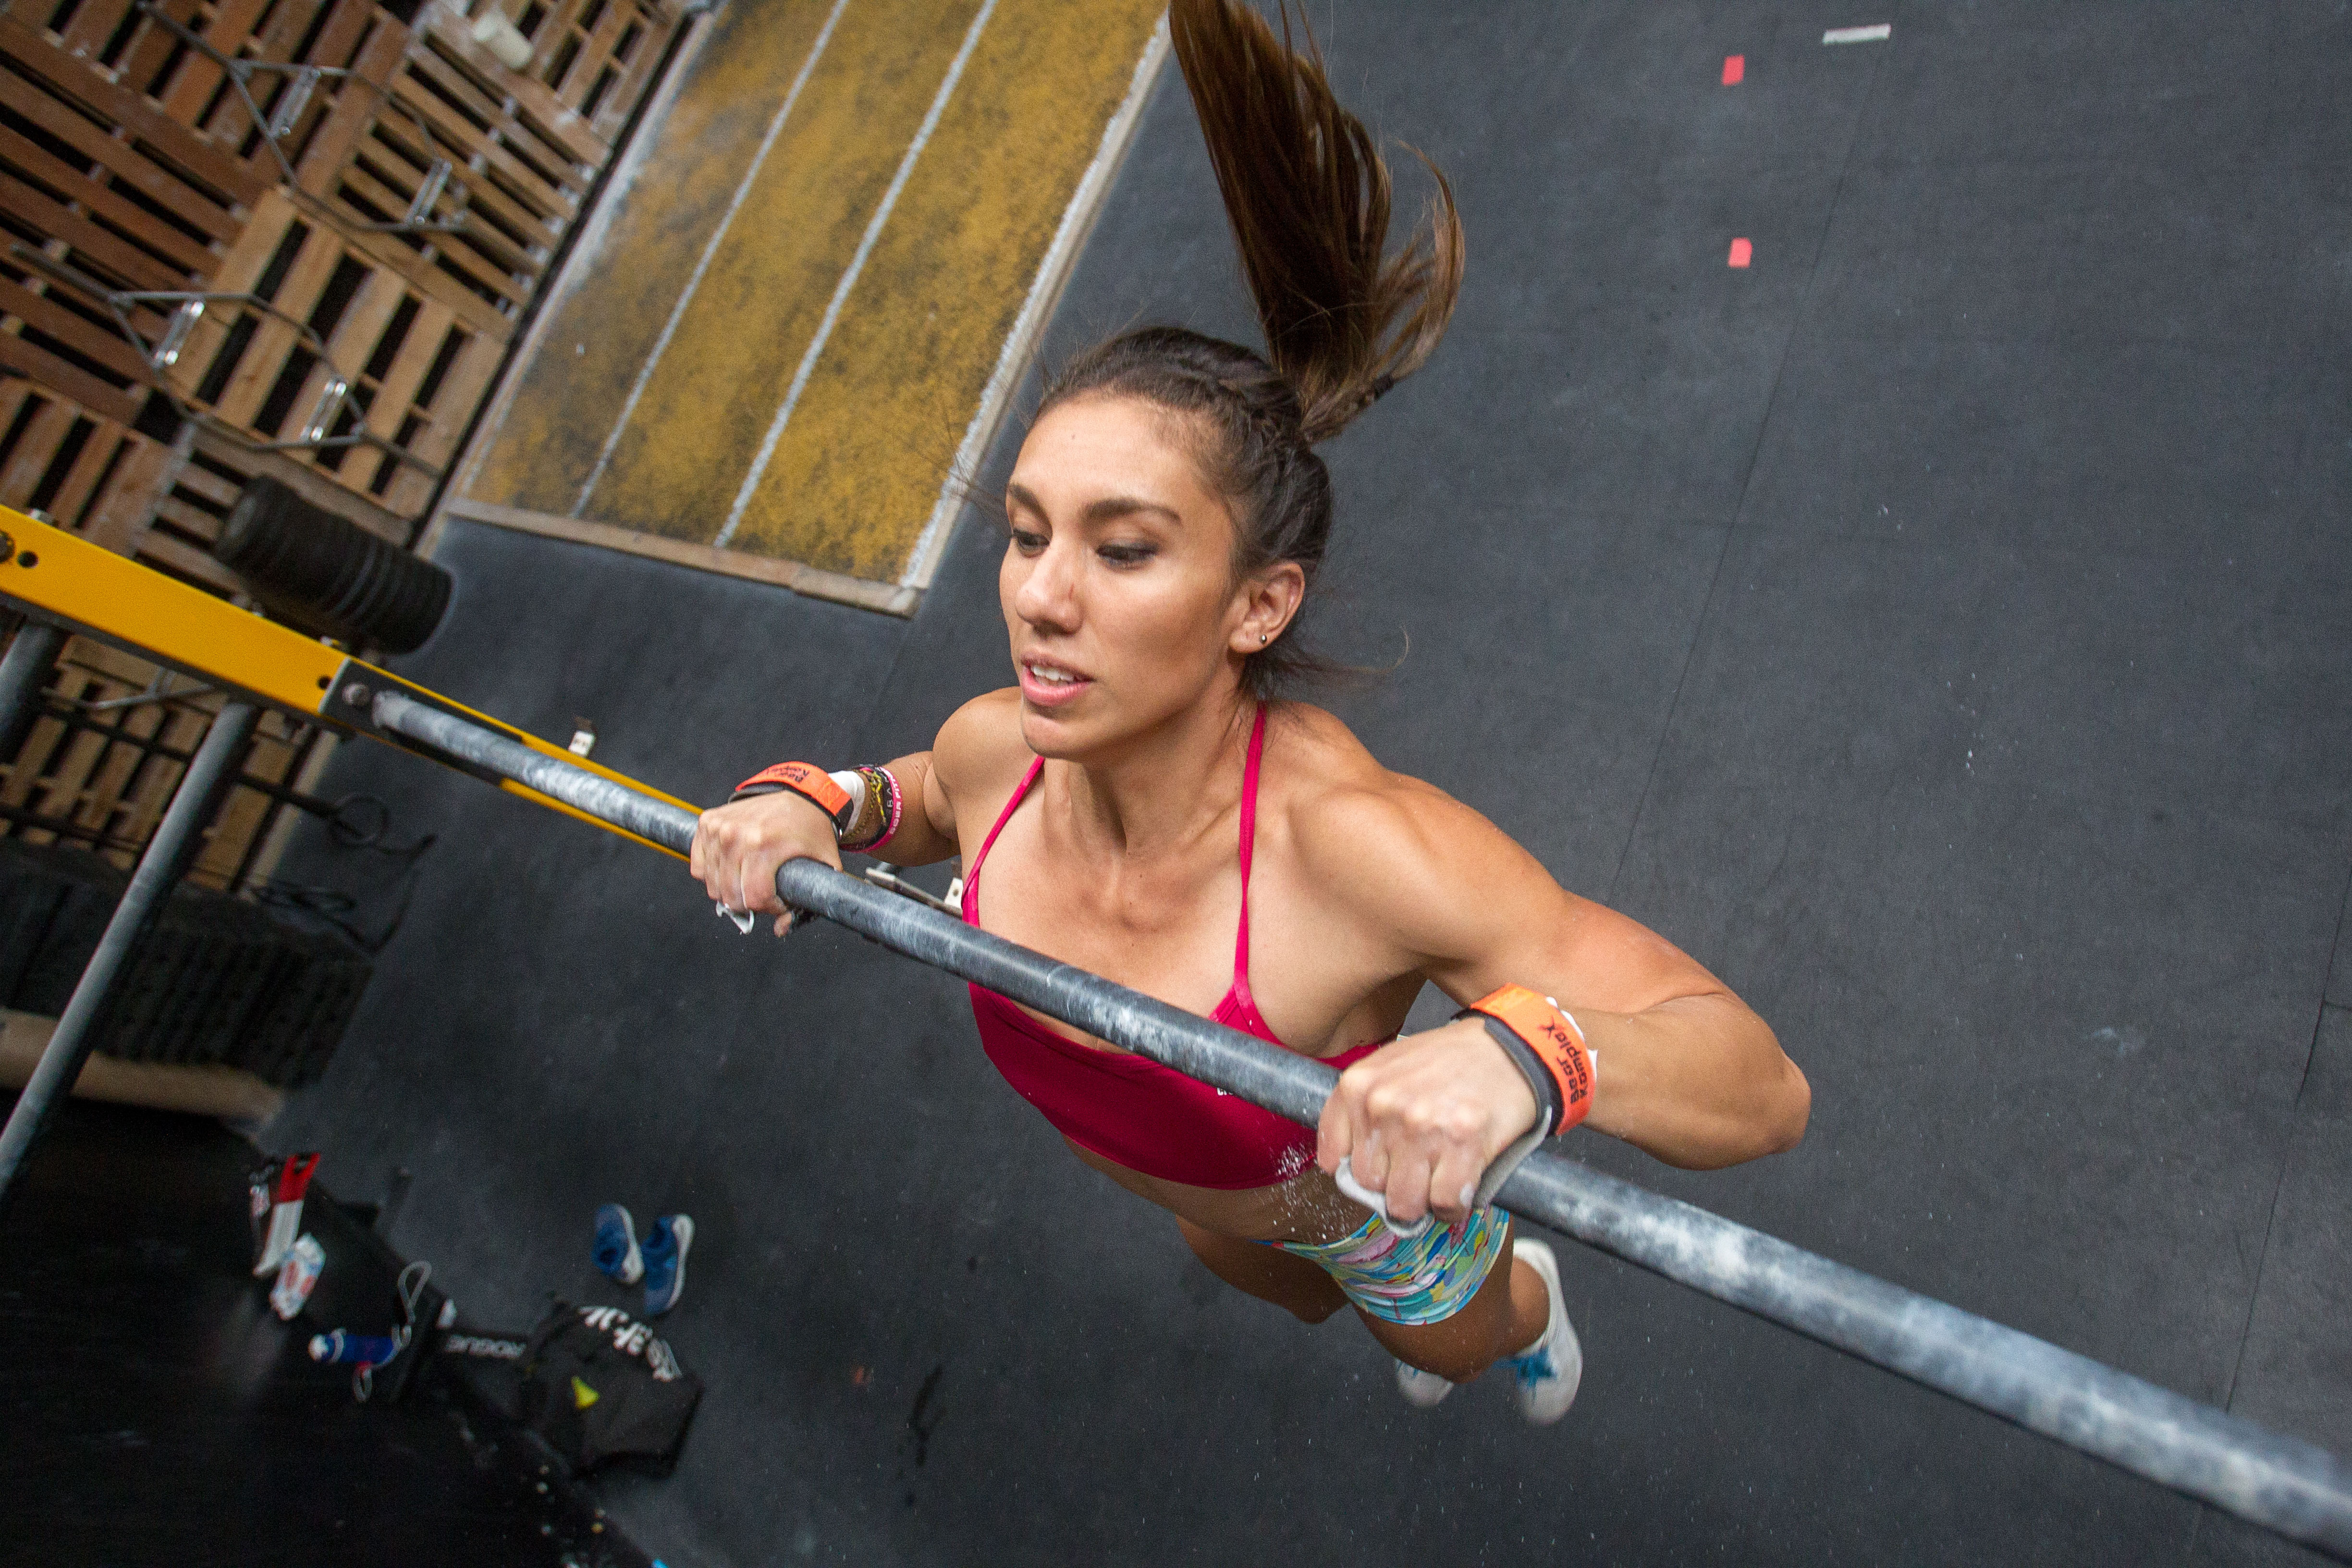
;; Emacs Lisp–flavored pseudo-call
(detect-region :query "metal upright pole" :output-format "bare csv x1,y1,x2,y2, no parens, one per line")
0,701,260,1203
0,619,66,766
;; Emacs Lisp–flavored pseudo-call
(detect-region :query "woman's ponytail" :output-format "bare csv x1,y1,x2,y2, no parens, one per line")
1036,0,1464,697
1170,0,1463,442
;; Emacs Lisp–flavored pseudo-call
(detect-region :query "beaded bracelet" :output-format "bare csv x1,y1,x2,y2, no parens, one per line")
840,766,902,854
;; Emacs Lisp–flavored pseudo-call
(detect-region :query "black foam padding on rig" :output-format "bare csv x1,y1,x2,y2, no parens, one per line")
214,476,453,655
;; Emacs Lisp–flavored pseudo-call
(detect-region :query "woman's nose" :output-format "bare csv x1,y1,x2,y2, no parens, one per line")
1015,539,1080,629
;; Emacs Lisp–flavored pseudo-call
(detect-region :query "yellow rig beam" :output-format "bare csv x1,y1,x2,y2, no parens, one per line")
0,506,698,856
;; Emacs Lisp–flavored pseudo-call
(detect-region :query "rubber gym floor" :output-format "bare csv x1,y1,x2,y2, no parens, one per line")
239,1,2351,1563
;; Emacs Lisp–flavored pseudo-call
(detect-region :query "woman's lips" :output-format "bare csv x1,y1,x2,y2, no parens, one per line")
1018,661,1091,707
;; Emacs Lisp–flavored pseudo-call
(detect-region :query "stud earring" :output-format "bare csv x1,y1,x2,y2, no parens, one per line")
1259,632,1269,645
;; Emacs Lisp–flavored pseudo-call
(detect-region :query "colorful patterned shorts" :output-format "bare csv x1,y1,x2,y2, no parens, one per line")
1264,1206,1513,1326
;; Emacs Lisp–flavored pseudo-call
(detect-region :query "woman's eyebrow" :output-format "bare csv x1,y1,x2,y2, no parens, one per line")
1004,482,1181,526
1082,495,1180,525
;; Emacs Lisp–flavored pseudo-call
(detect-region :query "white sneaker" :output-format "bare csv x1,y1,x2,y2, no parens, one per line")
1502,1238,1581,1424
1395,1359,1456,1407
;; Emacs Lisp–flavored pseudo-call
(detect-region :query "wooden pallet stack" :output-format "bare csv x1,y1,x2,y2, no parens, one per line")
0,634,314,887
303,0,669,319
0,0,686,875
146,186,510,521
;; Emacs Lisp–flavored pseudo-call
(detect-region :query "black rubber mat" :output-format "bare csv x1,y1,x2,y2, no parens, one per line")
260,3,2352,1563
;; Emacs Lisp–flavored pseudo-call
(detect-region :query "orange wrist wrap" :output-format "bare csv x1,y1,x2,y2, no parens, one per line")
1466,984,1594,1135
730,761,854,834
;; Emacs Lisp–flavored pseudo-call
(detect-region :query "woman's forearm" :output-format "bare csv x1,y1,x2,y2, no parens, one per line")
1578,992,1809,1168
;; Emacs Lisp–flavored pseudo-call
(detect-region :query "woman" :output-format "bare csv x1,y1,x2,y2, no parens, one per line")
691,0,1808,1423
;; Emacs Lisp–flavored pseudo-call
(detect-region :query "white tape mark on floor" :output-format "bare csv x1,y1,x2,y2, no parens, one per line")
1823,24,1891,44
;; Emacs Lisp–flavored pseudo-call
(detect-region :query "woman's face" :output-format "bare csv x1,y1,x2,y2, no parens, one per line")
1000,395,1293,760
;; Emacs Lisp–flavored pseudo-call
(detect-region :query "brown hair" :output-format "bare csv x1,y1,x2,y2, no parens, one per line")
1037,0,1463,697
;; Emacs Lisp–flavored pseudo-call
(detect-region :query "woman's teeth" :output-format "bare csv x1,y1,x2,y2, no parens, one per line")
1028,665,1078,686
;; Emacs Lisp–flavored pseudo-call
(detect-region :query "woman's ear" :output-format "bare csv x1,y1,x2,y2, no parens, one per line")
1230,560,1307,655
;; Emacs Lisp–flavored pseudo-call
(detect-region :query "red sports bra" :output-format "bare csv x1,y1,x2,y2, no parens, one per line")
961,707,1382,1189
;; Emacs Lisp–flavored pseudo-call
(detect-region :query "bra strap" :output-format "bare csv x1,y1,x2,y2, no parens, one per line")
963,756,1044,916
1233,706,1267,989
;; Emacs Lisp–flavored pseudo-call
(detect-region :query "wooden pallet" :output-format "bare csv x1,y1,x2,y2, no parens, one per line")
4,175,505,525
0,10,262,437
0,9,265,290
304,6,580,320
463,0,679,148
298,0,680,321
23,0,389,164
0,0,369,506
156,187,506,516
3,0,684,538
0,376,184,558
0,631,311,888
0,0,684,886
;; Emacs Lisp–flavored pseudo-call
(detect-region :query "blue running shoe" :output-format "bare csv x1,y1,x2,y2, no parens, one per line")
642,1214,694,1317
593,1204,643,1286
1503,1238,1581,1424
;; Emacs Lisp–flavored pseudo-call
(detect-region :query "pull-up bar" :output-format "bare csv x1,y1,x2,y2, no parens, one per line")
361,686,2352,1558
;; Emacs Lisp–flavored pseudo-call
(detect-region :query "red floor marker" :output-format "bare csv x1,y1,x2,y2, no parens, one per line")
1722,54,1745,85
1728,237,1753,268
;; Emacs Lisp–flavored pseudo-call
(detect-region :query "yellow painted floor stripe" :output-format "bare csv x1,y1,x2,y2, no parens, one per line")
729,0,1167,580
711,0,1000,551
588,0,985,543
466,0,844,518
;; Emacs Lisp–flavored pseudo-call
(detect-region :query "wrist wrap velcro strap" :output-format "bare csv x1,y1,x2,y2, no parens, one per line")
1459,984,1595,1137
730,761,855,835
1476,1019,1562,1135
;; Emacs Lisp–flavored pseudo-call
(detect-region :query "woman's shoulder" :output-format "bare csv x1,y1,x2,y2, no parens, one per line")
1263,704,1479,853
931,687,1031,808
1264,702,1564,957
1264,702,1525,903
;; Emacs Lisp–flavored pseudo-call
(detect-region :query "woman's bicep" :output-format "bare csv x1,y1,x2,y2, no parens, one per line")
850,749,954,866
879,689,1021,867
1306,771,1799,1165
913,751,960,853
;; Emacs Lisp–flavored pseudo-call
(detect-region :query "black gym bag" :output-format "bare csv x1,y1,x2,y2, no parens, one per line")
443,1302,703,1475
